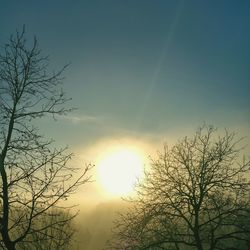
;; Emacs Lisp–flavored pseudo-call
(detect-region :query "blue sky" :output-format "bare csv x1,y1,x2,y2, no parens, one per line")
1,0,249,149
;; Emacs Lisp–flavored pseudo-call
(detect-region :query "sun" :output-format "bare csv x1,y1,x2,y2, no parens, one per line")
97,147,144,196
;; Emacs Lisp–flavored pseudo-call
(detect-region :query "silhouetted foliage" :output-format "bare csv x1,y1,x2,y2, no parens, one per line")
109,126,250,250
0,28,92,250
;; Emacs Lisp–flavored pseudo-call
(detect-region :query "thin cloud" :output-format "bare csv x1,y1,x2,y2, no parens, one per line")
61,114,102,124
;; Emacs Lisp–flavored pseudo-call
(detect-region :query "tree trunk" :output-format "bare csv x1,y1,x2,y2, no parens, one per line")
194,209,203,250
194,233,203,250
1,236,16,250
0,161,15,250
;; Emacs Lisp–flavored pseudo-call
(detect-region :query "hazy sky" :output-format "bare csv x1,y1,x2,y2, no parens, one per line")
1,1,250,201
1,2,250,249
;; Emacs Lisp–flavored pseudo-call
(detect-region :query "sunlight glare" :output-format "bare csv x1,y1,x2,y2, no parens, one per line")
97,148,144,196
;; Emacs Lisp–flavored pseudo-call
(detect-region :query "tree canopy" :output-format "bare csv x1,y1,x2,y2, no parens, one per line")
110,126,250,250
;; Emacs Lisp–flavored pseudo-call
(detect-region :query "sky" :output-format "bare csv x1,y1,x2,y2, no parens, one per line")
1,1,249,150
1,1,250,248
1,0,250,190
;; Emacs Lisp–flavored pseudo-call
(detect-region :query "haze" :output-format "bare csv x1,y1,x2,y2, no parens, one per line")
1,1,249,249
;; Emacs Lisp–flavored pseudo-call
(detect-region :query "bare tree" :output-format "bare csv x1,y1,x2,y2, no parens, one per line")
109,126,250,250
0,28,91,250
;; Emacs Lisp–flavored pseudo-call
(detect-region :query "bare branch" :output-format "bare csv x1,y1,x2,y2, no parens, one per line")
108,126,250,250
0,28,92,250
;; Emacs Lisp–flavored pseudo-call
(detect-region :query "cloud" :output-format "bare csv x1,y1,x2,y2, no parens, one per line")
61,114,102,124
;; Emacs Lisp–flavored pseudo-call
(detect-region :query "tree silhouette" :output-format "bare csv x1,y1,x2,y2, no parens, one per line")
0,28,91,250
109,126,250,250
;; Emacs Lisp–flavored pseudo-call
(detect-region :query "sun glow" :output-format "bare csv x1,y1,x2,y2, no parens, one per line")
97,147,144,196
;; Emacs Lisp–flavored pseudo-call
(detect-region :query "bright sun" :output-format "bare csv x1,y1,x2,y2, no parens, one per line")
97,147,144,196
